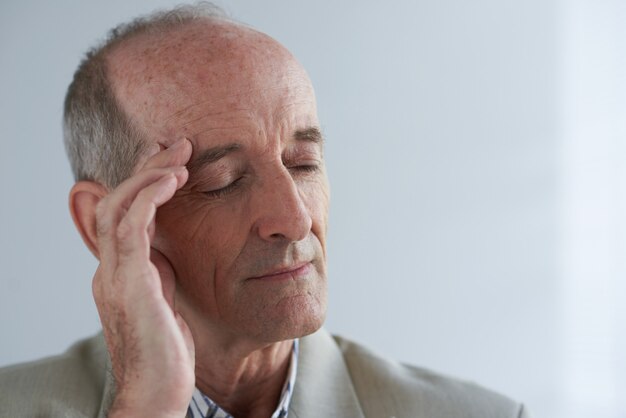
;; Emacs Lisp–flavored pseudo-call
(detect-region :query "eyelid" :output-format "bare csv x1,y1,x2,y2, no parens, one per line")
282,146,322,163
203,177,243,199
282,151,321,166
287,163,322,175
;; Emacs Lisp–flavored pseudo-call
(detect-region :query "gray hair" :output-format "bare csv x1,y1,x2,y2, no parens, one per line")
63,2,230,188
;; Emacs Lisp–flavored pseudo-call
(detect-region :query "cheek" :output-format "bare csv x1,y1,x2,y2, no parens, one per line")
300,176,330,245
154,198,253,288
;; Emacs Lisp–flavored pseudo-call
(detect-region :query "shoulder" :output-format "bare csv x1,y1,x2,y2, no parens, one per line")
0,333,109,418
332,335,529,418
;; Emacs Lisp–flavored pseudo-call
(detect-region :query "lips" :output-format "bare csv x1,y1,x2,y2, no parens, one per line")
248,262,312,281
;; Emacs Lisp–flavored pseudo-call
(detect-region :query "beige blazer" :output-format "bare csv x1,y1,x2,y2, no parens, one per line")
0,329,529,418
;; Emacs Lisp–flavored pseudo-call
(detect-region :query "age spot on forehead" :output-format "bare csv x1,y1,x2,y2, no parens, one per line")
106,18,316,150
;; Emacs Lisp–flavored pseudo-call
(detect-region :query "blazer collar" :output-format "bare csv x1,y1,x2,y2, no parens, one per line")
289,328,365,418
97,328,365,418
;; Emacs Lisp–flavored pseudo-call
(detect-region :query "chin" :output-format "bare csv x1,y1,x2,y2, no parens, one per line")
243,290,327,343
284,300,327,339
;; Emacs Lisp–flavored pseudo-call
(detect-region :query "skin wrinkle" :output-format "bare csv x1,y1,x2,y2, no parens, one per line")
177,96,312,136
158,141,324,340
186,144,243,176
182,117,243,129
167,108,255,128
191,124,253,138
194,343,291,413
185,130,323,181
168,80,307,124
104,18,328,416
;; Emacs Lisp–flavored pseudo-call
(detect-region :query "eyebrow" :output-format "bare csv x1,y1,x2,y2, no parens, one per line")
186,143,241,175
186,127,324,174
294,126,324,144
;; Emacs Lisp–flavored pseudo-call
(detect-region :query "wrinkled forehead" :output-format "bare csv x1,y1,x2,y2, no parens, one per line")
105,19,317,142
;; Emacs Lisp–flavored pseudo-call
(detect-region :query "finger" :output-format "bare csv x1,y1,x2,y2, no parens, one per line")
91,265,105,310
150,248,177,310
175,312,195,365
91,265,120,344
115,173,181,271
96,138,190,258
141,138,192,171
95,166,187,266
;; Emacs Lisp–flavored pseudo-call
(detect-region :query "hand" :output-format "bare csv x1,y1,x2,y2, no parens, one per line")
91,138,194,417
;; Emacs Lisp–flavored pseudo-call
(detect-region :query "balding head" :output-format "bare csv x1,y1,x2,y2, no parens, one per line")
64,4,328,343
64,3,256,188
104,18,316,153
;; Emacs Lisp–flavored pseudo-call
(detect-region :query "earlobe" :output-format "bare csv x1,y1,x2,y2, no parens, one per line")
69,181,108,259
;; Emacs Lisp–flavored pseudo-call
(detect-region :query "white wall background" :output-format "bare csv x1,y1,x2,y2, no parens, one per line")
0,1,623,417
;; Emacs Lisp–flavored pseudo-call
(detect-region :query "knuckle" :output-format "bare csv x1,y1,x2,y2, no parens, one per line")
112,268,128,286
116,218,134,242
92,276,101,299
94,198,107,218
137,179,167,203
92,267,108,300
95,200,114,237
96,219,110,239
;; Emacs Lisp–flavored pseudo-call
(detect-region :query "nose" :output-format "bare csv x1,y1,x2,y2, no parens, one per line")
254,168,313,243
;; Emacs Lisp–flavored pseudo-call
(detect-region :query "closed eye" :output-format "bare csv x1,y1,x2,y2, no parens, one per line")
288,164,320,174
203,177,243,199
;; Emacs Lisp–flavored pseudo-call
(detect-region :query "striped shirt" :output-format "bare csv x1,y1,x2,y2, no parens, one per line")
187,339,299,418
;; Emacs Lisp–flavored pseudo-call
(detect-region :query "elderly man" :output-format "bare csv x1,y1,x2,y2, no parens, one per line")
0,4,528,418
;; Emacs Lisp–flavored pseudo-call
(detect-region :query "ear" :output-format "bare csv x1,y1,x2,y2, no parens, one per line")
69,181,109,259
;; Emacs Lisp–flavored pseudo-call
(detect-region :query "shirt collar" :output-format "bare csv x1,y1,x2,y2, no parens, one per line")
187,339,299,418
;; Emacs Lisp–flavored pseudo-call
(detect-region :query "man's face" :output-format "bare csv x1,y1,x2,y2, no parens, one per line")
107,21,329,344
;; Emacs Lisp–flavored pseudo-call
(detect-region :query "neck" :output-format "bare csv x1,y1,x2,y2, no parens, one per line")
193,332,294,418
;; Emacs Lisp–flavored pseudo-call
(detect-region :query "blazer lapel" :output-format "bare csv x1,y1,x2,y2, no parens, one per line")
289,328,365,418
96,329,365,418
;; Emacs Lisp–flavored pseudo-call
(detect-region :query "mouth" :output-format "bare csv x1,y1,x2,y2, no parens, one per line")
248,262,313,282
